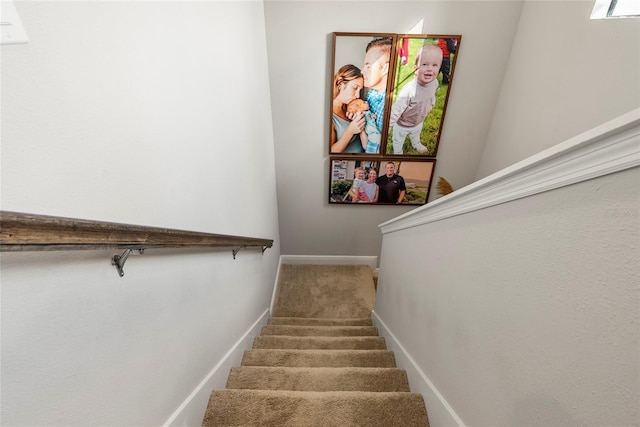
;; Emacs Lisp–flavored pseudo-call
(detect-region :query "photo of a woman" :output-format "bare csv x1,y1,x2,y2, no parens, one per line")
361,167,379,203
330,33,395,155
329,159,434,205
330,65,367,153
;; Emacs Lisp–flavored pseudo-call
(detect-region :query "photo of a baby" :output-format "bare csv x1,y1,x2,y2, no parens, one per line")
346,99,381,154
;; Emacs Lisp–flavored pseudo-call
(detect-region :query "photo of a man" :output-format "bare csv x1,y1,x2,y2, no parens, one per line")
329,159,435,205
375,161,406,204
330,34,395,155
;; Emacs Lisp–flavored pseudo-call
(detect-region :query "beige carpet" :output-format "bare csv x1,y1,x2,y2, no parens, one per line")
272,264,376,318
202,264,429,426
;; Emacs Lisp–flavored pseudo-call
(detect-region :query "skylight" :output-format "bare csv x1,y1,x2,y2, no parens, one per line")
591,0,640,19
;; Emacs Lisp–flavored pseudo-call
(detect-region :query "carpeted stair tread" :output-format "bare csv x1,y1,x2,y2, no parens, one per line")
203,389,429,426
241,349,396,367
272,264,375,318
261,325,378,337
225,366,411,392
268,317,373,326
202,264,430,426
253,335,386,350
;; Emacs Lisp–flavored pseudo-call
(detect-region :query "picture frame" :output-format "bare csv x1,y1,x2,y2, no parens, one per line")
330,33,461,158
329,158,436,205
330,33,397,155
385,35,461,157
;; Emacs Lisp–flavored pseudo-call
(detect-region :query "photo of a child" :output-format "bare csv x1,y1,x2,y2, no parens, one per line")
347,166,370,202
389,44,442,154
386,36,460,156
329,159,434,205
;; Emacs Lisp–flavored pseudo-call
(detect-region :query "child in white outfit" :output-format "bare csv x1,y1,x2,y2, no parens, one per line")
388,44,443,155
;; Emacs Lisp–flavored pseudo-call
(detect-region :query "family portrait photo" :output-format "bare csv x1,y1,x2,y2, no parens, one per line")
328,32,460,208
329,159,436,205
330,33,396,155
329,33,461,157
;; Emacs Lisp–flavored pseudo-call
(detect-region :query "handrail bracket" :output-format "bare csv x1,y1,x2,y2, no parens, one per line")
232,246,244,259
112,249,144,277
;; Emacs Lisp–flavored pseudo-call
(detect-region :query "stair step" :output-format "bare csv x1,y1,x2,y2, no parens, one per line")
203,264,430,426
253,335,386,350
268,317,373,326
226,366,410,392
261,325,378,337
272,264,376,319
241,349,396,367
203,389,429,426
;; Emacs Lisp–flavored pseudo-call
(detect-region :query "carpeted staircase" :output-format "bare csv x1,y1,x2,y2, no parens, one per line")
202,264,429,426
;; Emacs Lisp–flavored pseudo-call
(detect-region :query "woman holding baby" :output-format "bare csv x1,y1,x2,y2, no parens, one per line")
330,64,368,153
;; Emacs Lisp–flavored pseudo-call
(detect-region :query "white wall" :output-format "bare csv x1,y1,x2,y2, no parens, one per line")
375,132,640,424
0,2,280,426
264,1,523,257
477,0,640,178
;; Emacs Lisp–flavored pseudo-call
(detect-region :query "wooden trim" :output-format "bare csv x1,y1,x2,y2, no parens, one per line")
0,211,273,252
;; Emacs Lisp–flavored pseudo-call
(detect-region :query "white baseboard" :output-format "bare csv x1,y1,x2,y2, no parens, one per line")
279,255,378,270
270,258,284,315
372,310,465,427
162,309,270,427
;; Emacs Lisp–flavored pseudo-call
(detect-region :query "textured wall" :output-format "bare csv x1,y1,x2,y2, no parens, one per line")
264,1,523,258
375,166,640,425
1,2,280,425
477,0,640,179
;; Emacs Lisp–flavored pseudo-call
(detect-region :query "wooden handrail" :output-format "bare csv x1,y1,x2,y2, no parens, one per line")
0,211,274,252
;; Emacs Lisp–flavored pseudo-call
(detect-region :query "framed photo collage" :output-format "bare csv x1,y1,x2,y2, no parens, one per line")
328,32,461,205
